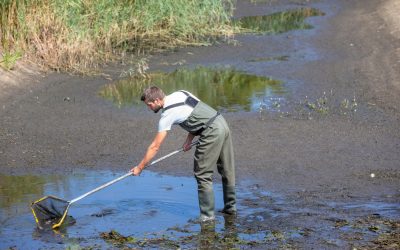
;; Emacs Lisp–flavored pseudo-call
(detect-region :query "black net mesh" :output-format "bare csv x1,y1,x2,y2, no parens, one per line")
31,196,69,229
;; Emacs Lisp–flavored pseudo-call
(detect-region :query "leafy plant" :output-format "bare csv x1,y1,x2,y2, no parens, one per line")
0,51,22,70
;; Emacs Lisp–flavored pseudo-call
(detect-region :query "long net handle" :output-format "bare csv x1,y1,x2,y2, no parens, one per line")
70,140,198,204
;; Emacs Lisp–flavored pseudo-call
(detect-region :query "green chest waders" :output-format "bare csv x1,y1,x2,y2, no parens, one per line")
163,92,236,219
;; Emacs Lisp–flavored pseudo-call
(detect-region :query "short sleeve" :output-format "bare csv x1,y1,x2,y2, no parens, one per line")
158,114,175,132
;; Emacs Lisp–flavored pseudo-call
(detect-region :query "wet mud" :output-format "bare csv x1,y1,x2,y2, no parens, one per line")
1,0,400,249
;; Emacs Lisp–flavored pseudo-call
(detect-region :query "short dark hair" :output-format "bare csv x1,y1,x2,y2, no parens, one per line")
141,86,165,102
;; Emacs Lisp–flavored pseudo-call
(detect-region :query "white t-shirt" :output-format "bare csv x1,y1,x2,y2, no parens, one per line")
158,91,199,132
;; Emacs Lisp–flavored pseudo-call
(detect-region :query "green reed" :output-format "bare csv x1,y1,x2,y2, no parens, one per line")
0,0,234,71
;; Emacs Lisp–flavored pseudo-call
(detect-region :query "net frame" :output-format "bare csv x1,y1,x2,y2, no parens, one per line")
31,195,71,229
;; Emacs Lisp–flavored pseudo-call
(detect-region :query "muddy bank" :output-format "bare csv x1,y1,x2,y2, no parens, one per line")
1,0,399,195
0,0,399,248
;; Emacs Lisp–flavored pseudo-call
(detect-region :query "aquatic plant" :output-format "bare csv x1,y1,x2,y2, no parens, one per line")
256,90,360,120
304,92,329,114
100,230,137,246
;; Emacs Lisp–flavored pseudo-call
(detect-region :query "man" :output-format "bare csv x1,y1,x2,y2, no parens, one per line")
131,86,236,221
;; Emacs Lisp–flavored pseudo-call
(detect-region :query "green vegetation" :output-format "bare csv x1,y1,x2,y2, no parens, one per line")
0,0,235,71
100,230,137,247
1,2,326,73
0,50,22,70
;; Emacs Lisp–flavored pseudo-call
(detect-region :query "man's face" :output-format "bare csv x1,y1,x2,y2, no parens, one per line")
145,98,162,113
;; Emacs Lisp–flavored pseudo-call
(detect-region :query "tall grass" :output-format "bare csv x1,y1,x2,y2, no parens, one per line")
0,0,235,72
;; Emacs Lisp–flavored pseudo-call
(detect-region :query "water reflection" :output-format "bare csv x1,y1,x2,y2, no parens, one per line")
0,175,46,208
99,66,284,112
235,8,325,34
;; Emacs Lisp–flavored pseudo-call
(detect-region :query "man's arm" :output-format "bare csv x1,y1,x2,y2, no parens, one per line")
131,131,168,175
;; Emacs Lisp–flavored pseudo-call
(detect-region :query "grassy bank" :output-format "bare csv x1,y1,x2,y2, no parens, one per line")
0,0,235,72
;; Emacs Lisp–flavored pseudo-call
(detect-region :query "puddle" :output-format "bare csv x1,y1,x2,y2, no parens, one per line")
0,171,398,249
99,66,285,112
0,171,206,249
235,7,325,34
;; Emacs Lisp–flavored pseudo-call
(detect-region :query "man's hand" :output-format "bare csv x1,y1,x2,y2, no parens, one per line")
183,140,193,151
131,166,143,176
183,133,195,151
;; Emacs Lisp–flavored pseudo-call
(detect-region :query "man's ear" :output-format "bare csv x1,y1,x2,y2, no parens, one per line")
155,98,163,106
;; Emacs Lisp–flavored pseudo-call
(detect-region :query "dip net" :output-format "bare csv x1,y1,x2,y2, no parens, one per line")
31,196,70,229
30,144,197,230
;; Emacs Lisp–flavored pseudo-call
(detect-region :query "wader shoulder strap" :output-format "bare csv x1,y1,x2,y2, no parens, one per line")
206,112,220,127
163,91,199,112
194,111,220,135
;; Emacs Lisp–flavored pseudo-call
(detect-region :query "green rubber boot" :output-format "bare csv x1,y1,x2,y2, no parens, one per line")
198,187,215,221
222,185,236,215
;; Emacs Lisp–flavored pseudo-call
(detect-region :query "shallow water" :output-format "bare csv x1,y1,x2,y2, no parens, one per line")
99,66,286,112
2,171,283,249
1,171,399,249
234,7,325,34
0,171,209,249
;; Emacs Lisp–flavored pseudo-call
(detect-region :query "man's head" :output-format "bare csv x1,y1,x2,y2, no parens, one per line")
141,86,165,113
